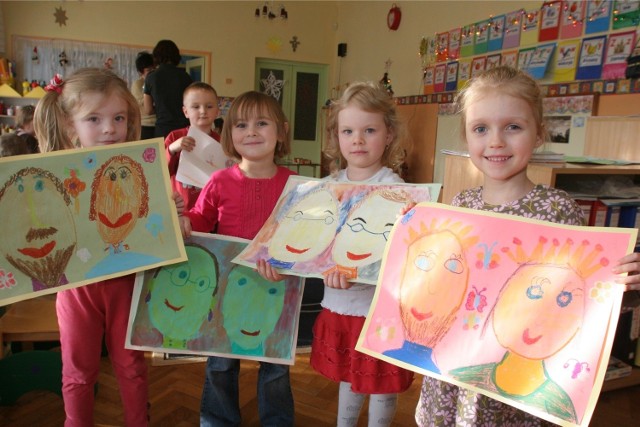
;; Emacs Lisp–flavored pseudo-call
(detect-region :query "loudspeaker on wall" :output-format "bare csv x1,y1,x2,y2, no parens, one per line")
337,43,347,57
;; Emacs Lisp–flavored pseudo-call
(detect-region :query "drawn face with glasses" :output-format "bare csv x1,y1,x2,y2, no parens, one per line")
147,244,219,345
269,187,339,263
332,191,407,268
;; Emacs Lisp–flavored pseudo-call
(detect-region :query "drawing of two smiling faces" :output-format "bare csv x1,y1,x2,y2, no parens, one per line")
266,183,412,280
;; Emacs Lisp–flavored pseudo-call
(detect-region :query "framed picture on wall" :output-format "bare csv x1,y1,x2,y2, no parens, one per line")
542,93,598,156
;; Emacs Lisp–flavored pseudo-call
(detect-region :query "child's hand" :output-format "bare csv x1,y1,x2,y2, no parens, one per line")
324,270,353,289
256,259,287,282
169,136,196,155
179,216,192,239
172,192,185,216
613,252,640,291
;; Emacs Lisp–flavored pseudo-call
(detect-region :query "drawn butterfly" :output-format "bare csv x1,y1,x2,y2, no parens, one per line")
476,241,500,269
465,285,488,313
563,358,591,379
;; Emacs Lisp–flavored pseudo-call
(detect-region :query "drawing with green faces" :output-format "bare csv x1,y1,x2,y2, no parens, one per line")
222,265,286,355
146,244,219,349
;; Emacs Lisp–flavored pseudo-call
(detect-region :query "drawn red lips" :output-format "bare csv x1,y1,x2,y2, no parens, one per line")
98,212,132,228
522,328,542,345
411,307,433,321
286,245,309,254
347,251,371,261
164,299,184,312
241,329,260,336
17,241,56,259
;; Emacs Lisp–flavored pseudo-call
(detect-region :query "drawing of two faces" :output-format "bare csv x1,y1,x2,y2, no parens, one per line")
266,183,411,281
147,244,287,355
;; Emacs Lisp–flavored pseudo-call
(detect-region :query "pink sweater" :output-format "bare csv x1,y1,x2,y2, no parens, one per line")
184,164,296,239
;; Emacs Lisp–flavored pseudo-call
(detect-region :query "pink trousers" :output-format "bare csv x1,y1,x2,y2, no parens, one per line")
56,275,148,427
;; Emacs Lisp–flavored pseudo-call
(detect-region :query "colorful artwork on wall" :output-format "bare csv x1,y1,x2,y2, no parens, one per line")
127,233,304,365
357,202,637,427
233,176,440,285
0,139,186,306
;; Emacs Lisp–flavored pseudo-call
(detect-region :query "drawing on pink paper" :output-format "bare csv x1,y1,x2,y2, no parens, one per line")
357,203,637,427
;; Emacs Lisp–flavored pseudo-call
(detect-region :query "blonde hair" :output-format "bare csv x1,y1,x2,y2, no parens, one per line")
34,68,141,153
456,66,545,140
220,91,291,161
324,81,407,175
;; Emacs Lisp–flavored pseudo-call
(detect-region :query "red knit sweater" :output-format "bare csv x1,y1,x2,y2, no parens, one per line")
184,164,296,240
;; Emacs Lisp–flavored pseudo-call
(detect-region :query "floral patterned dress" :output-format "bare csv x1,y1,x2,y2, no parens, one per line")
415,184,584,427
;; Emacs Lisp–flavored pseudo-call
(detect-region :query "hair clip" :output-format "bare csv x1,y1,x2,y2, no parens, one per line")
44,74,65,93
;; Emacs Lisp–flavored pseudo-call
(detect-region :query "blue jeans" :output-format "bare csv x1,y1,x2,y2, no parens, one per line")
200,356,294,427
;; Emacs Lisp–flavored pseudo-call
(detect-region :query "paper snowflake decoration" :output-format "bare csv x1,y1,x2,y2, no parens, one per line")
261,71,285,101
54,7,68,26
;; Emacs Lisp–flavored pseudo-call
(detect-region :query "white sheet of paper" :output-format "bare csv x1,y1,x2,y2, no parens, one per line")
176,126,230,188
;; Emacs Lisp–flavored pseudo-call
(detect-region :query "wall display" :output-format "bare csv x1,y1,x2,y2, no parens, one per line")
586,0,613,34
526,42,557,79
576,35,607,80
127,233,304,365
503,10,524,49
423,66,435,94
603,30,637,79
501,50,519,68
540,1,562,41
445,62,459,91
473,20,490,54
448,28,462,60
436,32,450,62
471,56,487,77
233,176,440,285
612,0,640,29
542,94,597,156
460,25,475,57
560,1,586,39
521,8,542,46
553,39,581,82
0,139,186,306
488,14,506,52
434,63,446,92
356,202,637,427
457,59,472,90
486,54,501,70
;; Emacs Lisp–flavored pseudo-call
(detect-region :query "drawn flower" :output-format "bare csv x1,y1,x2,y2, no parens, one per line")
143,147,156,163
64,169,86,214
0,268,17,289
589,281,612,303
83,153,97,169
146,213,165,244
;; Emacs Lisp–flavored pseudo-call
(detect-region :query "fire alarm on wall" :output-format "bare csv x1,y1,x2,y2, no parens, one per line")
387,4,401,31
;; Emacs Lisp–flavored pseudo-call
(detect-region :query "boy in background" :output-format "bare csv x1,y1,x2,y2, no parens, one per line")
14,105,39,153
165,82,221,211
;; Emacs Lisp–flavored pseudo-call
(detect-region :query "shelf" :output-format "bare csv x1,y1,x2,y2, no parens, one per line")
601,367,640,392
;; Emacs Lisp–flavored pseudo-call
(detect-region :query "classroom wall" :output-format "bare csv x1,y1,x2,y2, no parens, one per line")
0,1,540,97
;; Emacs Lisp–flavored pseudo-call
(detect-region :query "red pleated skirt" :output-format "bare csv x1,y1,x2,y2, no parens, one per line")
310,308,414,394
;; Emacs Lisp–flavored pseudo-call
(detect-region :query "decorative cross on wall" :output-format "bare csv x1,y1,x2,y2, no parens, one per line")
290,36,301,52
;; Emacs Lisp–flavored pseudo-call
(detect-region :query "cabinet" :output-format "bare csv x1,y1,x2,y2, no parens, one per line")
442,154,640,205
0,84,44,131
